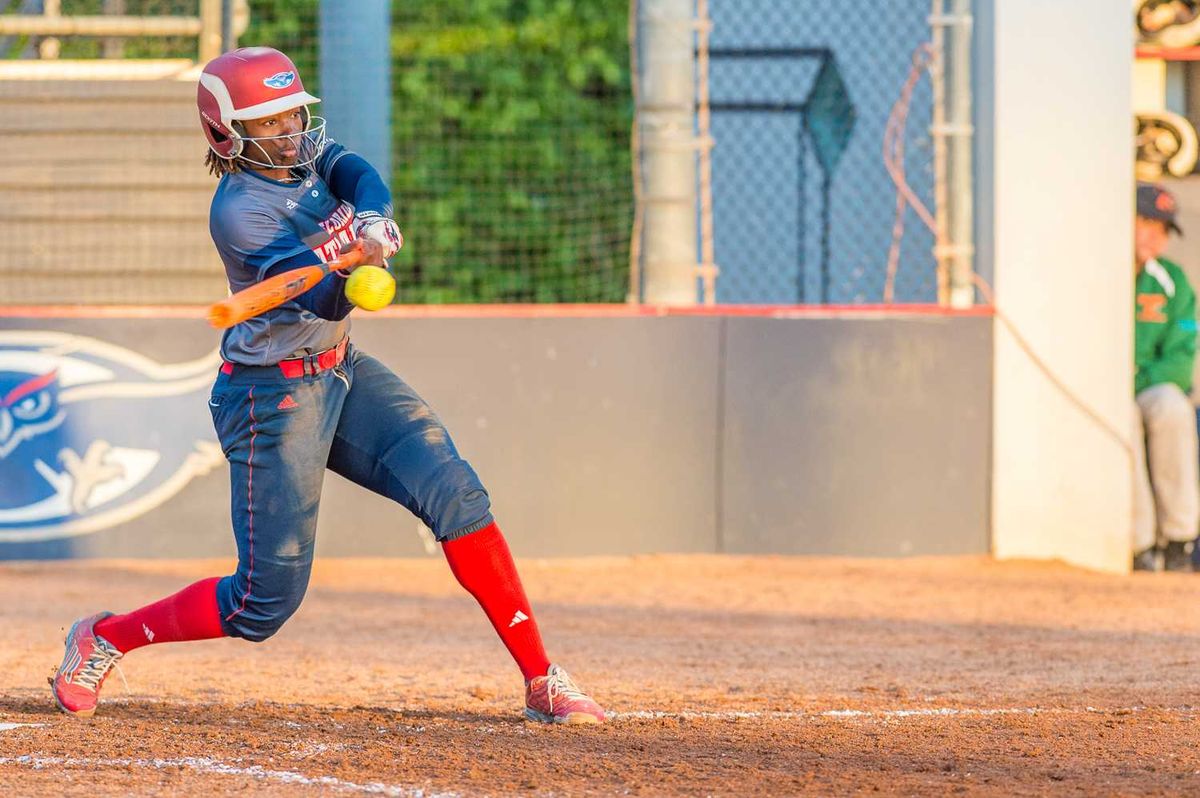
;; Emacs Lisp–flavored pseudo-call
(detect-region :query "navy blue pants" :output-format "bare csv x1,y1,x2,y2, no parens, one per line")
207,344,493,641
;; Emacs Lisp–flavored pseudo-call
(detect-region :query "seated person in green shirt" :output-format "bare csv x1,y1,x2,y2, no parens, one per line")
1133,183,1199,571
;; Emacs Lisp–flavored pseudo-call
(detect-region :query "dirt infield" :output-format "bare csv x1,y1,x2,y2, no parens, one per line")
2,555,1199,796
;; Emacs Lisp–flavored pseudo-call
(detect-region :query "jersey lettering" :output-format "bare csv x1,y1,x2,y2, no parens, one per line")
1137,293,1168,323
210,144,354,365
313,201,356,263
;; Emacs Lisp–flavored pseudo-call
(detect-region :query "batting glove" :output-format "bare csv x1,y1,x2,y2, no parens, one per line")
352,211,403,259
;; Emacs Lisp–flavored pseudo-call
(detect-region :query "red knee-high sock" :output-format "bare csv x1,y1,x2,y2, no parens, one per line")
92,577,227,654
443,522,551,681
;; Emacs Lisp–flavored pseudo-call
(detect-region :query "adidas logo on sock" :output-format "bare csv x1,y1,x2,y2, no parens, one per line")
142,623,155,642
508,610,529,628
277,395,299,410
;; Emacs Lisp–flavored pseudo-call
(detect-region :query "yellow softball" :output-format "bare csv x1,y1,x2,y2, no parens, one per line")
345,265,396,311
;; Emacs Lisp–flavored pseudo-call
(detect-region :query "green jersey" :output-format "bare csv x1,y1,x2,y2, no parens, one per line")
1135,256,1198,395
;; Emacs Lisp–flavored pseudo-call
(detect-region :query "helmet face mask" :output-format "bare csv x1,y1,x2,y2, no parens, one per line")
197,47,325,171
235,114,328,171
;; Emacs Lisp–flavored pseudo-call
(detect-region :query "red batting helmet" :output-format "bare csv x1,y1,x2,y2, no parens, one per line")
197,47,324,165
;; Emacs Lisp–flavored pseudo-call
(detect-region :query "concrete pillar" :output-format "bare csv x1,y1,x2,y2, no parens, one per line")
319,0,391,183
637,0,698,304
978,0,1133,572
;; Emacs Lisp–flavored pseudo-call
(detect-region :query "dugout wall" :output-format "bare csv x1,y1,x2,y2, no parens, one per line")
0,311,991,560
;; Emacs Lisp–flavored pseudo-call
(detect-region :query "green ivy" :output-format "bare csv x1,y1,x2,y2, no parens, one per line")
6,0,633,304
244,0,632,303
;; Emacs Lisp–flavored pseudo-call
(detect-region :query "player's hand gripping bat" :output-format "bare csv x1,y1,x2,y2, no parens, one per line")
206,239,382,329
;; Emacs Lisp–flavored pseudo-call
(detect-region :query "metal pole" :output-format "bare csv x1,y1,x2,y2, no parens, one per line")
931,0,950,305
320,0,391,183
695,0,718,305
627,0,645,304
948,0,975,308
636,0,699,305
198,0,221,63
929,0,974,307
221,0,235,53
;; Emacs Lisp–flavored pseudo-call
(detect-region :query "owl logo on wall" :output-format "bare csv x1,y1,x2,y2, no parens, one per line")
0,331,224,544
0,369,64,460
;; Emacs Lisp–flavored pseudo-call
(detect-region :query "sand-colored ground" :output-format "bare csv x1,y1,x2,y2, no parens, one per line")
1,555,1198,796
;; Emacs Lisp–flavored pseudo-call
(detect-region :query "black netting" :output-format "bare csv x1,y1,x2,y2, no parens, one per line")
707,0,938,303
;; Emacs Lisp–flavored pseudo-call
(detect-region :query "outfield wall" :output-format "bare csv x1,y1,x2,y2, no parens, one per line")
0,311,991,560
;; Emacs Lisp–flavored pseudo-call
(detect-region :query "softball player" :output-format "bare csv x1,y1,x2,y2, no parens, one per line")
51,47,604,725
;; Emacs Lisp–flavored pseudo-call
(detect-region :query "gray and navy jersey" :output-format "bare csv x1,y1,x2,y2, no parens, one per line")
210,142,359,366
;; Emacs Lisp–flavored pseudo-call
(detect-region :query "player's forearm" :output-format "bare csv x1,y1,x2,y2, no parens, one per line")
301,273,355,321
262,253,355,321
328,153,393,218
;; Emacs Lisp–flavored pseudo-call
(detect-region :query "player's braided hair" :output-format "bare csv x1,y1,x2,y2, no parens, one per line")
205,149,241,178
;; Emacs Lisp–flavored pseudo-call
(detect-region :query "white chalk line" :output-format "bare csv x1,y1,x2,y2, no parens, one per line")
0,755,458,798
7,700,1192,727
6,700,1193,729
0,707,1193,794
613,705,1198,721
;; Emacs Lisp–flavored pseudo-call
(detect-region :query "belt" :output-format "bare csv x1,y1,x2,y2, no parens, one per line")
221,338,349,379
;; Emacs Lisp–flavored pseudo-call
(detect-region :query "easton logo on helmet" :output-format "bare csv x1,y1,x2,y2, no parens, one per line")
263,71,296,90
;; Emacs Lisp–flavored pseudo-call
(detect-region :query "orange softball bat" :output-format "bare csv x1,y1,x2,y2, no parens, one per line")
206,243,367,330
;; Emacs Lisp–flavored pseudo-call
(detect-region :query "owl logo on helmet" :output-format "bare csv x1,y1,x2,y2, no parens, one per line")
197,46,326,169
262,70,297,90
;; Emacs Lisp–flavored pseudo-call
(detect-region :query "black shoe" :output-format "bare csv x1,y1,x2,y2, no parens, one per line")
1164,540,1195,572
1133,547,1161,571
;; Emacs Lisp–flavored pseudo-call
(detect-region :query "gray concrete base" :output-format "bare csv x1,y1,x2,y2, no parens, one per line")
0,313,991,559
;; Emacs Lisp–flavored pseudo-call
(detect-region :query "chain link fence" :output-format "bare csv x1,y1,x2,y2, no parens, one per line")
0,0,633,305
0,0,963,307
703,0,949,304
385,2,632,303
281,0,634,303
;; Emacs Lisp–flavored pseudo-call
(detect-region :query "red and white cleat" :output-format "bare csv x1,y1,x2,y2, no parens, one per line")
524,664,605,725
51,612,123,718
